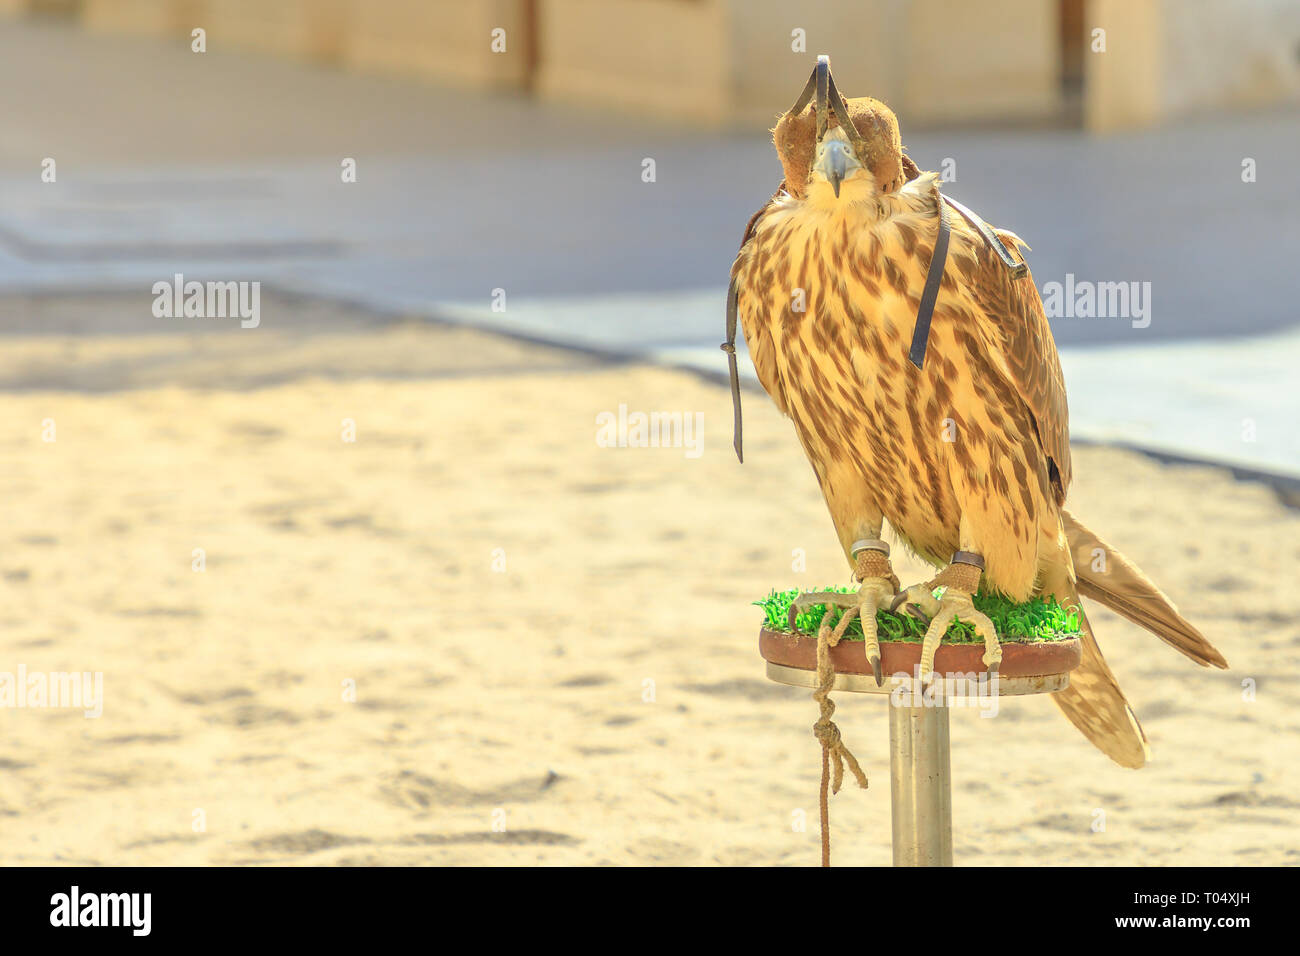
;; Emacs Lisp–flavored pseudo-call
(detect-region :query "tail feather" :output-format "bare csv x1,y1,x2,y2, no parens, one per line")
1050,597,1150,768
1060,507,1228,670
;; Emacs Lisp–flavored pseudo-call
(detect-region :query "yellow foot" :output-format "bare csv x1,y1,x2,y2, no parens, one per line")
788,577,897,685
892,582,1001,682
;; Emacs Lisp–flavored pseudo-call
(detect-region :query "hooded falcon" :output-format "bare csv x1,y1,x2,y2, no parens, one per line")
727,59,1227,767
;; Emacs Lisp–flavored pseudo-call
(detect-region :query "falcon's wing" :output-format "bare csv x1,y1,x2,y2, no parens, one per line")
730,185,790,416
965,226,1072,503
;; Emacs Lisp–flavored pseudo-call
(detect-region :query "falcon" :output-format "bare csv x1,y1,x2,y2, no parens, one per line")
727,58,1227,767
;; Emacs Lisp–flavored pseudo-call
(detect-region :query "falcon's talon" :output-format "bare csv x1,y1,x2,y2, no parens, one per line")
869,651,883,687
912,586,1001,684
788,578,897,683
891,582,942,619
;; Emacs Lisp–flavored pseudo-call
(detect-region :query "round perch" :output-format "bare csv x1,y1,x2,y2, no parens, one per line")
760,627,1082,696
760,626,1082,865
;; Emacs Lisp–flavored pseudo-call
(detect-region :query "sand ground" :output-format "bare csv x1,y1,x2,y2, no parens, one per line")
0,295,1296,866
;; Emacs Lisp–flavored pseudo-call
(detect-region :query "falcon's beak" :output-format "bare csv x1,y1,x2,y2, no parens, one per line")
814,136,861,199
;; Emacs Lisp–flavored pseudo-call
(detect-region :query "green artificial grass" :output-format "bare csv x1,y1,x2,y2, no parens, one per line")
756,586,1081,644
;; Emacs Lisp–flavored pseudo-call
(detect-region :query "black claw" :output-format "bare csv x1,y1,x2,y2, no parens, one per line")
903,603,929,622
870,654,883,687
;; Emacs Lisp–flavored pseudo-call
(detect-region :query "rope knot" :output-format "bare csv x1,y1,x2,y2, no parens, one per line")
812,716,841,749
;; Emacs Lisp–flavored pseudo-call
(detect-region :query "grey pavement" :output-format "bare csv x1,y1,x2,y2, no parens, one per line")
0,20,1295,477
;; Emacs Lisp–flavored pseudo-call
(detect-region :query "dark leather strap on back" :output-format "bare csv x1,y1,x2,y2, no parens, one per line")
721,280,743,462
942,194,1028,278
909,192,1028,370
909,195,952,370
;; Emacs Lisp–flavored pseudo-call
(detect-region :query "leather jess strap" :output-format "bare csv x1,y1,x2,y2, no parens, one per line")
908,193,952,370
721,280,743,462
723,189,1029,463
910,193,1029,371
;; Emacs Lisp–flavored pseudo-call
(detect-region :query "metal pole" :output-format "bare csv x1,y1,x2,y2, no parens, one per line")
764,654,1071,865
888,700,953,866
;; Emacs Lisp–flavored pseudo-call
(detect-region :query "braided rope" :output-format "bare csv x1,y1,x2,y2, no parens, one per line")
812,608,869,866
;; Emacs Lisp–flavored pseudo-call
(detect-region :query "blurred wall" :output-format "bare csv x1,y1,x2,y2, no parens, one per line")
1161,0,1300,116
81,0,205,36
347,0,528,87
4,0,1298,130
537,0,1057,126
201,1,350,63
538,0,731,121
1084,0,1163,130
76,0,528,86
1087,0,1300,130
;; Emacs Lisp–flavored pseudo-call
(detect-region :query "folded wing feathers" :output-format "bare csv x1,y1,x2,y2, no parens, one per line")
1062,508,1228,670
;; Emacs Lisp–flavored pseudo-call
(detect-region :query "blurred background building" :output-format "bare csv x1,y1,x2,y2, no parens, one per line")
6,0,1300,131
